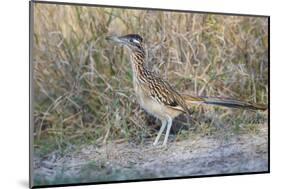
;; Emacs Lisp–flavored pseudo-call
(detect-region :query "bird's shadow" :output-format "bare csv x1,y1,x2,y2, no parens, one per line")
146,114,196,134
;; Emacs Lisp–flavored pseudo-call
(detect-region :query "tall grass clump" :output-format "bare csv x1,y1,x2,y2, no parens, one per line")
33,4,268,155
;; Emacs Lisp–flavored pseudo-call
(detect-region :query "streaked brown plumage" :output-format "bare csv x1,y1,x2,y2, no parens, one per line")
106,34,267,146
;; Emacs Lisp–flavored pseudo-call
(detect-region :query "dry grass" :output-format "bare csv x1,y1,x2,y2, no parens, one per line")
32,3,268,156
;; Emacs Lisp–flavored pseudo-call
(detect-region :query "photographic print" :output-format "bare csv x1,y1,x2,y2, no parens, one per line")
30,1,269,188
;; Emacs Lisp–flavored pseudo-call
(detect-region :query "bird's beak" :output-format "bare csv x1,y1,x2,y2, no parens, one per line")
106,36,126,45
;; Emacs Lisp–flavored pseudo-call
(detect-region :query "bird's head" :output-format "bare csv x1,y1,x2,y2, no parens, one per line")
106,34,144,52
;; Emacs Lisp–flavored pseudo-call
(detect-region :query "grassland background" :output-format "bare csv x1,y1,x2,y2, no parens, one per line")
33,3,268,158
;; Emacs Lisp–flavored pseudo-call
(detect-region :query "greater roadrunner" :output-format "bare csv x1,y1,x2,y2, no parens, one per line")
106,34,267,146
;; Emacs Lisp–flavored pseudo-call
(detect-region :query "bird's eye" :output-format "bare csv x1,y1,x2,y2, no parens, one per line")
129,39,133,43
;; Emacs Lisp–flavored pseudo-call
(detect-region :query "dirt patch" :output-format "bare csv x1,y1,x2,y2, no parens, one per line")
33,124,268,185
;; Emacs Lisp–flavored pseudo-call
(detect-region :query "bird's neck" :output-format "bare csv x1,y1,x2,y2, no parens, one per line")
130,49,147,80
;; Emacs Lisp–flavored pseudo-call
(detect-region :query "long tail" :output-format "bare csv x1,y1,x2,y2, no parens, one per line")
183,95,267,111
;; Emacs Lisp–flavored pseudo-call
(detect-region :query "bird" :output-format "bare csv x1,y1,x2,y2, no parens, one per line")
106,34,267,146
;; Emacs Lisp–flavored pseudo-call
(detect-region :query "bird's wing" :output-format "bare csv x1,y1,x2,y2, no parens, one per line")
140,75,188,113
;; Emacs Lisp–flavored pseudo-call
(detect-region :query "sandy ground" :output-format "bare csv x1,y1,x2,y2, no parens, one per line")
33,124,268,185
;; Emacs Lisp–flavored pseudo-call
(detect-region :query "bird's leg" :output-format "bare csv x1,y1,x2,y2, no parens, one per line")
163,117,173,146
153,119,167,146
